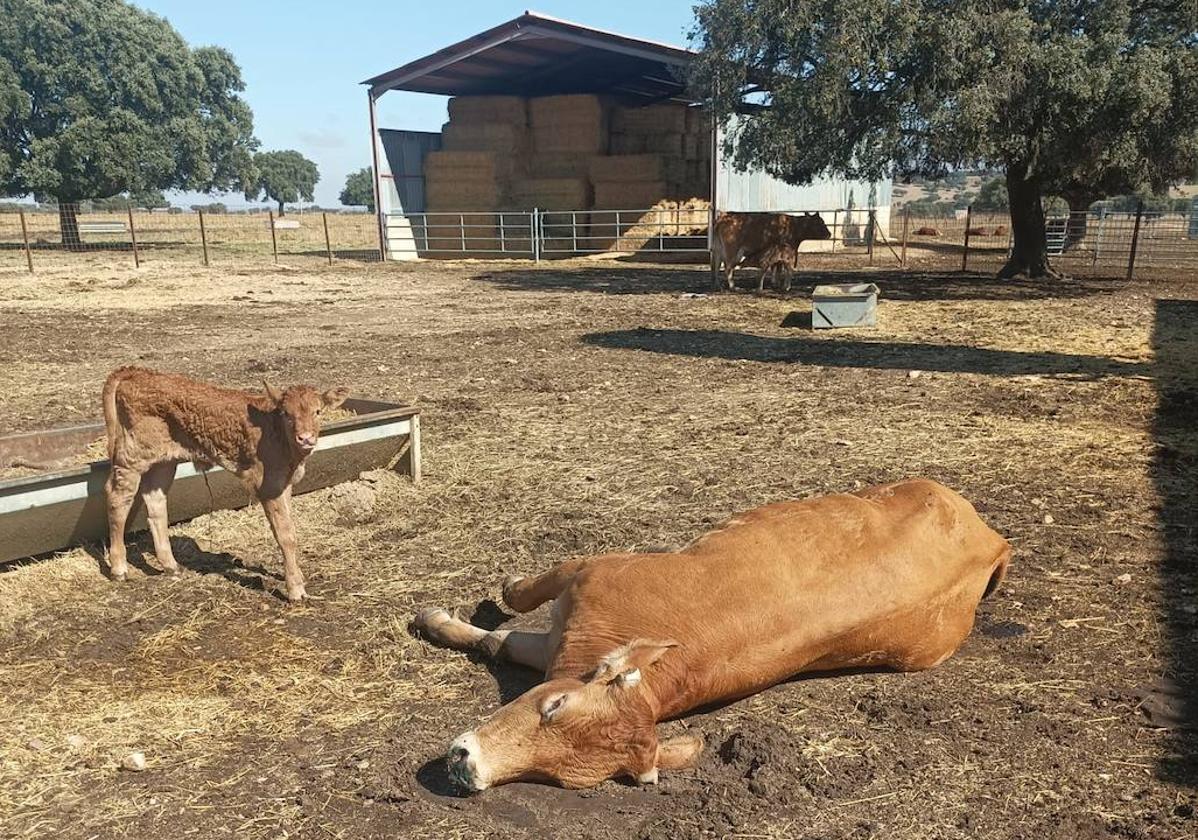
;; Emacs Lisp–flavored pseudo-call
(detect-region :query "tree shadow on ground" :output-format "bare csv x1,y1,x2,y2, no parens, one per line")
475,265,1117,302
1151,298,1198,787
583,327,1148,379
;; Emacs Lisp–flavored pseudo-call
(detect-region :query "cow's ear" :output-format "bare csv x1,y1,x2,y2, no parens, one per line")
656,733,704,770
263,380,284,405
321,386,350,408
596,638,678,681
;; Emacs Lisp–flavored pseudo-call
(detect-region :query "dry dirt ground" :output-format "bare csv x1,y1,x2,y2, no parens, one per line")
0,252,1196,839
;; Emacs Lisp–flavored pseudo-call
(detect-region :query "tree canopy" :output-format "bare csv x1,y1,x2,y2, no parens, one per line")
246,150,318,215
0,0,257,203
974,178,1009,213
339,167,375,212
690,0,1198,277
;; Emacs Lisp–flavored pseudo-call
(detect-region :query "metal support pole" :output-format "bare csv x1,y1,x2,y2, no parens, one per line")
831,209,839,253
268,210,279,263
198,209,209,266
127,205,140,268
1127,200,1144,281
961,205,973,272
19,210,33,273
867,209,876,265
900,209,910,269
323,212,333,264
367,89,386,262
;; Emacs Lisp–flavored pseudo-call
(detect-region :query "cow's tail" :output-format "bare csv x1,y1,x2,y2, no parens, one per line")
982,544,1011,600
102,368,130,462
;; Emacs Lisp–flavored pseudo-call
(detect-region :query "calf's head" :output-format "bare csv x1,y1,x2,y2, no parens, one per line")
446,639,704,791
263,381,350,453
789,212,832,243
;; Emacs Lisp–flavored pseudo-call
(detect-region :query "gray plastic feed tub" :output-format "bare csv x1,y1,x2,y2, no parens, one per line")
0,399,420,564
811,283,880,329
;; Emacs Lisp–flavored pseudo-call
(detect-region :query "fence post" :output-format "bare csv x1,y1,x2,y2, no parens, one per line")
322,213,333,265
961,205,973,272
268,210,279,264
127,205,140,268
900,209,910,269
532,209,540,263
198,210,209,267
831,209,839,253
1127,200,1144,281
867,209,876,264
19,210,33,273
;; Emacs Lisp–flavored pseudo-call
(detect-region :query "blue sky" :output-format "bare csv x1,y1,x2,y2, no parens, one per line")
137,1,699,207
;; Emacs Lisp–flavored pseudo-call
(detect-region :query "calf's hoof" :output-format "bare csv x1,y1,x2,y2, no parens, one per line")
285,584,308,604
110,571,128,583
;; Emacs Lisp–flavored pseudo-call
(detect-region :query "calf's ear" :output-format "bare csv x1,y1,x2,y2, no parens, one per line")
263,380,284,405
322,386,350,408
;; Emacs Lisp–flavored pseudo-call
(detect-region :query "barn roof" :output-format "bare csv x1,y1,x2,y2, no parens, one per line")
363,11,697,105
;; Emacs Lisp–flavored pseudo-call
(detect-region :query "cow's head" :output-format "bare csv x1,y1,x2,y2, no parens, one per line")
263,381,350,454
790,212,832,243
445,639,704,791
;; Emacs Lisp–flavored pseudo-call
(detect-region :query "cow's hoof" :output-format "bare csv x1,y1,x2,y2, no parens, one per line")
110,570,128,582
414,607,452,636
285,585,308,604
501,575,525,603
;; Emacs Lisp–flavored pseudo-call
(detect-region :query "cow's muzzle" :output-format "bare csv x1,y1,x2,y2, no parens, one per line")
446,732,488,792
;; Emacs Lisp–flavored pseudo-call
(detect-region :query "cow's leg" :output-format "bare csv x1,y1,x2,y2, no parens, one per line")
105,464,142,581
260,488,306,603
724,249,740,291
780,265,792,293
501,557,594,613
757,266,767,293
139,461,179,574
414,608,551,672
710,242,723,290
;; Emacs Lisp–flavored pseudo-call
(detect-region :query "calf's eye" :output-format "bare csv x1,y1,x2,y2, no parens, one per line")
541,695,566,723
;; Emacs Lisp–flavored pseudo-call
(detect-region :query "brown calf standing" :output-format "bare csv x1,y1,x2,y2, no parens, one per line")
754,241,798,293
102,367,348,603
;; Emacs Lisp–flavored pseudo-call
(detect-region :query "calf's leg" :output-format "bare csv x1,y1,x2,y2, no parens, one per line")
139,462,179,574
414,608,551,672
105,464,142,581
260,489,306,603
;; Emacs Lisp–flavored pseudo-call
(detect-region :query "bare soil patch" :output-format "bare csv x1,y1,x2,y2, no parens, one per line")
1,254,1195,839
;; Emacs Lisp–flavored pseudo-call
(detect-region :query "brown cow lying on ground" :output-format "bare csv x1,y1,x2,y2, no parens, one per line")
415,478,1009,791
103,367,349,603
710,211,832,291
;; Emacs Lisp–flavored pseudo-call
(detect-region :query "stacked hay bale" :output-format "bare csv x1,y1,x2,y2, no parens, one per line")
518,95,608,249
422,94,712,255
423,95,528,252
588,104,711,250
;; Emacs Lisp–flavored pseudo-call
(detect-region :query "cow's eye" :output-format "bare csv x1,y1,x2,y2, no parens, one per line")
541,695,566,723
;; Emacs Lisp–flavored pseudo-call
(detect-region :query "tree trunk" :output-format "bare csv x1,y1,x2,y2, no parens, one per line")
998,169,1059,279
58,203,82,250
278,200,285,217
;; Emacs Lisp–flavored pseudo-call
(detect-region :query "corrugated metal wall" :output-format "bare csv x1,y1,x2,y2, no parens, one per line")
377,129,441,214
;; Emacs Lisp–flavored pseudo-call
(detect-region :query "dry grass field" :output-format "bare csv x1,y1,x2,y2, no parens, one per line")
0,251,1195,839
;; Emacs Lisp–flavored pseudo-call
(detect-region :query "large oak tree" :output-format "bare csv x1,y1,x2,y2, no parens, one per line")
0,0,258,245
690,0,1198,278
246,150,319,215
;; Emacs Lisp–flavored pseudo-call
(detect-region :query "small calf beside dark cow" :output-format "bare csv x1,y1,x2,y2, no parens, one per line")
710,211,831,291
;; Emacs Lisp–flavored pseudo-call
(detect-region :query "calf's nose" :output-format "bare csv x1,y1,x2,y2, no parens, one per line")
296,433,317,448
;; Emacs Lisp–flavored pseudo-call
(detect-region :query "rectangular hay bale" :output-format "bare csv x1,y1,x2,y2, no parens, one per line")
588,154,685,184
441,122,529,154
424,151,516,182
424,176,503,210
447,96,528,125
510,177,591,211
612,104,687,135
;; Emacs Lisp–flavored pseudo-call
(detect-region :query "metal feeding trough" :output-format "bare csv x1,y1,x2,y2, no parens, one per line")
811,283,880,329
0,399,420,564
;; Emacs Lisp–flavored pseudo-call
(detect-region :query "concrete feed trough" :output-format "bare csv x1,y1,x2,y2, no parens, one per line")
0,399,420,564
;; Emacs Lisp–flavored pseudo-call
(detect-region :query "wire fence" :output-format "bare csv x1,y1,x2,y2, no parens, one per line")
3,201,1195,279
0,204,383,272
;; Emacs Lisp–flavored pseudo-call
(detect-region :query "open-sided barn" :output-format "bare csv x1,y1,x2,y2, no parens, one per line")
362,12,890,259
